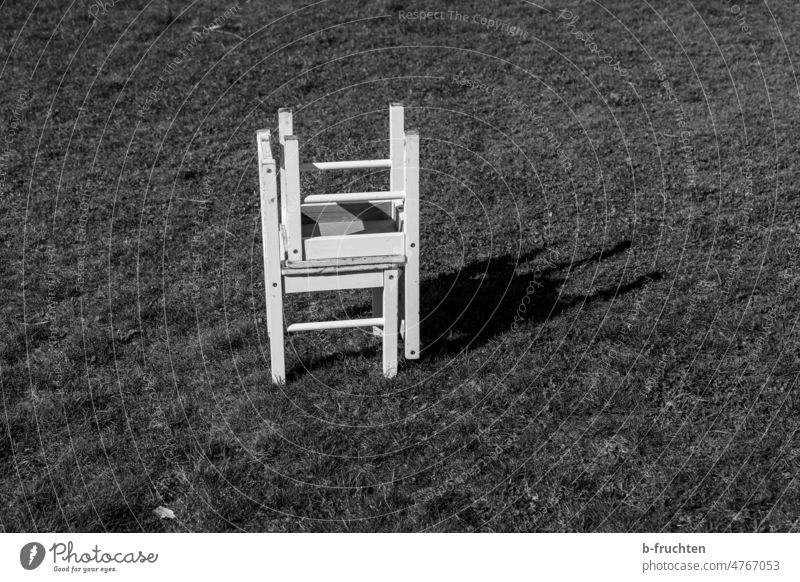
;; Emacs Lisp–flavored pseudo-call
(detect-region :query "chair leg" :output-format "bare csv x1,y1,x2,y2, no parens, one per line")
267,277,286,384
371,287,383,337
382,270,399,378
404,255,420,359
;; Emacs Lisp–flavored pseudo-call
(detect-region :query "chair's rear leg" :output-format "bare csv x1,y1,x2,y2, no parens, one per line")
258,129,286,384
267,278,286,384
371,288,383,337
403,130,421,360
382,270,399,378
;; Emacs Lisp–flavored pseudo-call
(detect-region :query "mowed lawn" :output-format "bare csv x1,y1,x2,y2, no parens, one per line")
1,0,799,532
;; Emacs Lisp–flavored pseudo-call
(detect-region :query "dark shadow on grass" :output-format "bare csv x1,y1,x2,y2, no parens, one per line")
420,240,662,358
285,240,662,378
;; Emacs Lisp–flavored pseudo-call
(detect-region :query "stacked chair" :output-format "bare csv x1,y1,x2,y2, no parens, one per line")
256,103,420,383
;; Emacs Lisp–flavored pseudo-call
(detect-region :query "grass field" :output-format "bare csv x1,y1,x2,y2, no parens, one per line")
2,0,799,532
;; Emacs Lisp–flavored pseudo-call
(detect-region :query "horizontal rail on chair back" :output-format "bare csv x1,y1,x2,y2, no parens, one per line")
287,317,384,332
303,191,405,204
300,159,392,172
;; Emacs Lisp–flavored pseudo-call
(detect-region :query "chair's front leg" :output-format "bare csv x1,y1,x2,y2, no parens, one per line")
267,275,286,384
382,269,399,378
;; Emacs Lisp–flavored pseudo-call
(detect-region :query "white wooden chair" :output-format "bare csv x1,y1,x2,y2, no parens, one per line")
256,103,420,383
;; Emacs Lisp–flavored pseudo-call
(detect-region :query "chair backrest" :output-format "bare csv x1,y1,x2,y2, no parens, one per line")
256,104,418,264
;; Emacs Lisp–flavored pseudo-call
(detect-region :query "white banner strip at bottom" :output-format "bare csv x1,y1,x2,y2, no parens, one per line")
2,533,799,581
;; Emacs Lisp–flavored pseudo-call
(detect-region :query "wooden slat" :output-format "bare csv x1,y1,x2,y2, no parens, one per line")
303,191,404,204
403,130,420,359
277,109,292,230
287,317,383,332
282,135,303,260
283,263,404,276
389,103,405,224
257,129,286,384
395,205,407,341
382,269,399,378
283,271,384,293
283,254,406,269
378,102,403,341
389,103,405,193
300,159,391,172
258,129,275,161
303,232,405,261
278,108,293,144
